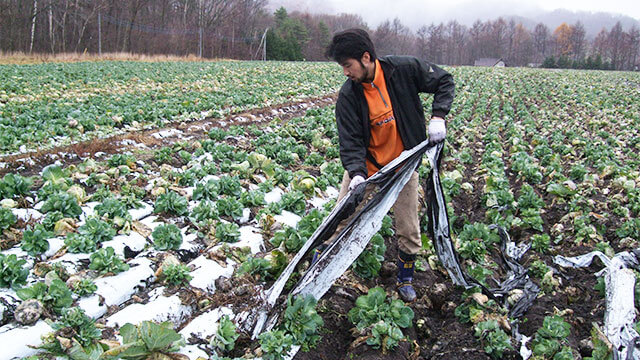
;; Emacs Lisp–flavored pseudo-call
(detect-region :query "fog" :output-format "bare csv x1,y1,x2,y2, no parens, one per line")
267,0,640,32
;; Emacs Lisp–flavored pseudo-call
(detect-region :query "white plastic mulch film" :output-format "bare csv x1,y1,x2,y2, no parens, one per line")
248,140,541,342
555,250,640,359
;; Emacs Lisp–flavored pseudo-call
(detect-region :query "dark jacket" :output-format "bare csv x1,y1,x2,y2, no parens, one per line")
335,55,455,179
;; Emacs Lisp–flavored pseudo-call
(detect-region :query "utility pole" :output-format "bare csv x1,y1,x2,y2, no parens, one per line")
253,28,268,61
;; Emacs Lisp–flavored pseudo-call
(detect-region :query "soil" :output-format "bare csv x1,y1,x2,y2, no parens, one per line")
2,92,621,360
0,94,337,178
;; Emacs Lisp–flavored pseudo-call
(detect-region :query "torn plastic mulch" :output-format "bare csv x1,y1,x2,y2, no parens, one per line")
555,250,640,360
247,139,540,342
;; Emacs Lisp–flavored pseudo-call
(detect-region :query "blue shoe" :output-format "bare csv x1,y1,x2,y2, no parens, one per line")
310,244,327,266
397,251,417,302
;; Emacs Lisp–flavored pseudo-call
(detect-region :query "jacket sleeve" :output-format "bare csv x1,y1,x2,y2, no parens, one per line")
335,91,368,180
413,58,455,119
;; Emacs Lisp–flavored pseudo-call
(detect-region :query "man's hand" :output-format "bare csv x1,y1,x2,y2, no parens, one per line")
348,175,365,191
428,117,446,143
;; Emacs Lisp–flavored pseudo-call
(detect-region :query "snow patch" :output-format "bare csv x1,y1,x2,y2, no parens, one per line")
179,307,234,341
94,257,155,306
236,226,264,254
139,215,164,231
188,255,234,292
130,202,154,221
1,320,52,359
309,196,330,209
102,232,148,257
264,188,284,204
180,345,210,360
238,207,251,224
152,128,183,139
43,237,65,258
48,252,91,274
78,294,108,319
325,186,339,199
106,294,192,328
274,210,301,229
11,208,42,222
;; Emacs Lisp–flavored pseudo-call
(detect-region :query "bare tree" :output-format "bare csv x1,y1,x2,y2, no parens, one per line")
533,23,550,62
608,21,624,69
569,21,586,60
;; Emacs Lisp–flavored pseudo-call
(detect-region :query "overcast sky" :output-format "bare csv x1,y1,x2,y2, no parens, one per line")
268,0,640,29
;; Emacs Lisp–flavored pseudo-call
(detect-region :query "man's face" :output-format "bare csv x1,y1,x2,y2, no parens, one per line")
340,58,368,83
340,52,373,83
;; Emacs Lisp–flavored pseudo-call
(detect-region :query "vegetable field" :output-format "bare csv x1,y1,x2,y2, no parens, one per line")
0,61,639,360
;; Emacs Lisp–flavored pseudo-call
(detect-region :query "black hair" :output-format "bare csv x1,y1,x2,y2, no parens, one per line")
325,28,376,64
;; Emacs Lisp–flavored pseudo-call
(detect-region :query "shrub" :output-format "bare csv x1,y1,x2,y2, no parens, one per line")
71,278,97,297
77,217,116,243
154,191,188,216
0,253,28,288
215,222,241,243
0,207,17,230
21,224,53,256
163,264,192,286
116,321,185,359
64,233,98,253
89,247,129,275
281,295,324,352
0,173,33,199
474,320,514,359
259,330,293,360
210,315,239,353
17,279,73,314
152,224,183,250
352,233,386,279
41,192,82,218
348,287,414,352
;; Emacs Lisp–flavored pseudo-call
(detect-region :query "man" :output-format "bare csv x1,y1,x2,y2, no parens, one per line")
323,29,454,302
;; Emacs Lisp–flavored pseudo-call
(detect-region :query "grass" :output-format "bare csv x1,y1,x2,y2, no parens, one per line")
0,51,232,65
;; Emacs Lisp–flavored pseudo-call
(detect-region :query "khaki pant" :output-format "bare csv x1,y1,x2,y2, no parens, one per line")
332,170,422,255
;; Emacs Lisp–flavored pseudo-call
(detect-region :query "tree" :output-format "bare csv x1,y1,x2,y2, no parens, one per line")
533,23,550,62
553,22,573,57
608,21,624,69
569,21,586,60
266,7,308,60
511,23,533,66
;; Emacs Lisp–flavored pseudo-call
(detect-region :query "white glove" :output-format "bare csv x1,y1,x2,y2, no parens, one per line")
348,175,365,191
428,117,446,143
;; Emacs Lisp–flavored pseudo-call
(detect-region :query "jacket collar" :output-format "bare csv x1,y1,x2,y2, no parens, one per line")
378,56,397,79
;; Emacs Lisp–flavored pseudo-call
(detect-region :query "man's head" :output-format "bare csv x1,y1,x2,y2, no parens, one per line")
326,29,377,83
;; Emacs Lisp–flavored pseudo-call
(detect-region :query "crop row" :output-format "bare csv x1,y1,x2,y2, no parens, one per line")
0,64,639,359
0,61,342,154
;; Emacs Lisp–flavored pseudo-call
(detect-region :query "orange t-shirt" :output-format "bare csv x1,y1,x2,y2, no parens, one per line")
363,60,404,177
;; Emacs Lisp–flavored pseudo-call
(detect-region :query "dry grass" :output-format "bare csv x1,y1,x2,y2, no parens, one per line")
0,51,233,64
